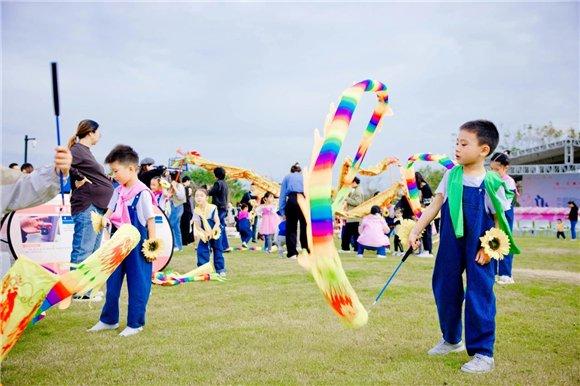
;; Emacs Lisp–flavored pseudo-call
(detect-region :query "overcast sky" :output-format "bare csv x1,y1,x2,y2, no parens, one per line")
2,2,578,183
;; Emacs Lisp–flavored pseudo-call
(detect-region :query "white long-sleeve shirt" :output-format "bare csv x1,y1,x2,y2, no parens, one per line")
1,166,65,215
1,165,68,278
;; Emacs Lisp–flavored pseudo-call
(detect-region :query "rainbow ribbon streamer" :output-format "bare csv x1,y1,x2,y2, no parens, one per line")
304,79,392,328
32,224,140,324
152,262,225,286
404,153,456,218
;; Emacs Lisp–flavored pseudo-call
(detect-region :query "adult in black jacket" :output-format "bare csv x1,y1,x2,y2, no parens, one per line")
180,176,195,246
568,201,578,240
209,167,231,252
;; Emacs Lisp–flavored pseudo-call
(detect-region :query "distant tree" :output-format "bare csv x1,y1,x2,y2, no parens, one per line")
228,179,245,204
500,123,577,152
183,167,247,204
183,168,215,188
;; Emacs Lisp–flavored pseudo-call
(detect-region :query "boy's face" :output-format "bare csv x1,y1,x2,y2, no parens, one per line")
455,130,490,165
109,161,137,185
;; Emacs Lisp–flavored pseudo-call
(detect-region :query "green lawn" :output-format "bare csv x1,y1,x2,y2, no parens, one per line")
2,236,579,385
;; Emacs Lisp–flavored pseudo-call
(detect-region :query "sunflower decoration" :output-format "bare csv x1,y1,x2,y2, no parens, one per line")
479,228,510,260
212,226,222,240
142,238,164,262
398,219,423,250
91,211,104,234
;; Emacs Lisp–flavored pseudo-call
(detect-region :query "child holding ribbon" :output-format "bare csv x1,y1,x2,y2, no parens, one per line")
408,120,519,373
88,145,158,337
192,188,226,276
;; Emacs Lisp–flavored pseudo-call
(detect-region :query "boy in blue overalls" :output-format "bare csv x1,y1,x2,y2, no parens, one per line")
88,145,157,337
409,120,519,373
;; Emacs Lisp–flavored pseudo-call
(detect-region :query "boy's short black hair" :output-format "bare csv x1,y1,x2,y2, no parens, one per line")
20,163,33,171
182,176,191,183
104,145,139,166
214,167,226,180
240,203,248,210
459,120,499,156
370,205,381,215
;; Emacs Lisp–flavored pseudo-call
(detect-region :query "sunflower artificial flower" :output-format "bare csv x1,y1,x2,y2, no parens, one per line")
479,228,511,260
91,211,104,234
142,238,164,262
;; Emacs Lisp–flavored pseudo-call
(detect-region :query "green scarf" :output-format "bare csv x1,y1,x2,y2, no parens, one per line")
447,165,520,254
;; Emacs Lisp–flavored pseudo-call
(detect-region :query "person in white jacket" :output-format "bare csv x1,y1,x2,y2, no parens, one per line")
1,146,72,277
1,146,71,215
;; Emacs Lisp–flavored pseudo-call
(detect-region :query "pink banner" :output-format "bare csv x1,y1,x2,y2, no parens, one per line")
514,207,569,222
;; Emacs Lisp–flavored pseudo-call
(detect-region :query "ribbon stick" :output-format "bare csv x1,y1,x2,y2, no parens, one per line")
371,247,413,307
51,62,65,206
304,80,392,328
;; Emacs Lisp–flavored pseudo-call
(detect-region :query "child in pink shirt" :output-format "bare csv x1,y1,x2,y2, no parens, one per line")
357,205,390,258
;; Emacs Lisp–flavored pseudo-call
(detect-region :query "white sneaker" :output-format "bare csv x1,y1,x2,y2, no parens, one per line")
288,255,297,260
417,251,434,258
73,293,103,302
340,250,353,254
87,321,119,332
377,255,386,259
119,326,143,337
427,338,465,356
218,272,227,278
461,354,495,373
356,254,363,258
497,275,515,285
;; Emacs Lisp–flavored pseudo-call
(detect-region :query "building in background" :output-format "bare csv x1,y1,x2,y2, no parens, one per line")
509,139,579,207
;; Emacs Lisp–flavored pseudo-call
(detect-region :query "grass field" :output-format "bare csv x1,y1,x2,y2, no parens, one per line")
2,236,579,385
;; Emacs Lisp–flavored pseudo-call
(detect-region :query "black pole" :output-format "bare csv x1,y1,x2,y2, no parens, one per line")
50,62,65,206
24,135,28,164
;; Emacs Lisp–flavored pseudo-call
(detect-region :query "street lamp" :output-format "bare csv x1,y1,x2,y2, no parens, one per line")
24,135,37,163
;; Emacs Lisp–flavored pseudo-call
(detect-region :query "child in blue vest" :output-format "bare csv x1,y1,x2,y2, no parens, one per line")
409,120,519,373
88,145,157,337
192,188,226,276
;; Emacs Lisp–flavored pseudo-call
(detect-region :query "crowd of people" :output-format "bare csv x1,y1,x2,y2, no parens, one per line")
1,118,578,373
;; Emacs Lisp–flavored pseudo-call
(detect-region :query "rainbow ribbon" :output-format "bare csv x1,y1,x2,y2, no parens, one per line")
152,262,225,286
404,153,456,218
32,224,140,324
306,79,392,328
